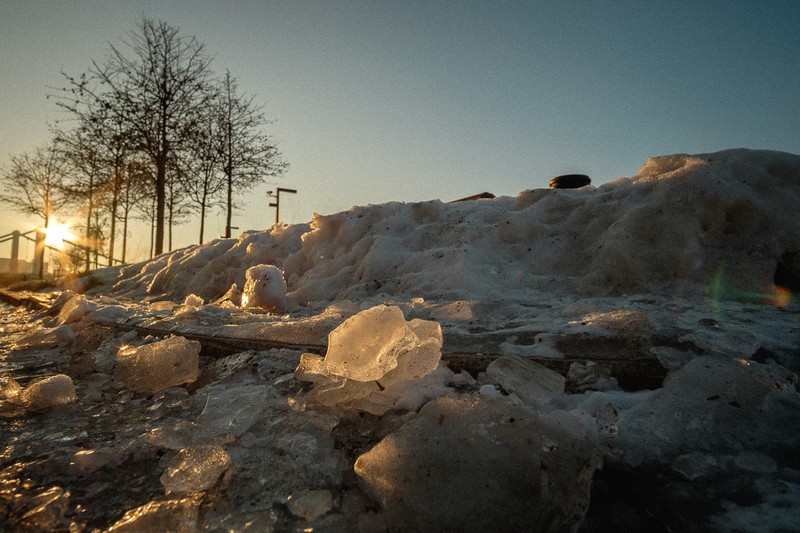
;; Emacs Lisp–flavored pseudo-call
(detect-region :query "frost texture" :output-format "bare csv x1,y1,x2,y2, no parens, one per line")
113,336,200,393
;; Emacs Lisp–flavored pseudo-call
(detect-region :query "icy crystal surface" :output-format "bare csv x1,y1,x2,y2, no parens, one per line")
294,304,445,415
485,354,565,404
113,336,200,394
160,445,233,495
20,374,77,412
196,384,267,436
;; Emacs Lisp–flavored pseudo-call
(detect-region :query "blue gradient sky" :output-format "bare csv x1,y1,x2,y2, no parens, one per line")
1,1,798,261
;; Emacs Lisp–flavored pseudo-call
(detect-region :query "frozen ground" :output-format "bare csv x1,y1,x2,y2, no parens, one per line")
1,148,799,531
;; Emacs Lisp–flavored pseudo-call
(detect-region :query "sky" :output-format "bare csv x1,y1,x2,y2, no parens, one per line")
1,0,799,264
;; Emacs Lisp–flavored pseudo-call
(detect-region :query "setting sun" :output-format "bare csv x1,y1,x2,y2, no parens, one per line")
43,219,75,250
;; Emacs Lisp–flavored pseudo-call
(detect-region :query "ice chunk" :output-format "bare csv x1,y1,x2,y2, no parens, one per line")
287,489,333,520
160,445,232,494
196,384,267,436
71,448,117,476
734,450,778,474
241,264,290,312
485,355,565,404
354,395,600,531
106,497,200,532
13,325,75,349
20,374,77,412
324,304,411,381
113,336,200,394
294,305,446,414
57,294,97,325
0,374,25,416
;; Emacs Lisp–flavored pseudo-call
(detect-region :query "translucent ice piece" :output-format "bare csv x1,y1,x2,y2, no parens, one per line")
160,445,232,494
113,336,200,394
196,384,267,436
354,395,600,531
324,305,411,381
57,294,97,325
485,355,565,404
20,374,77,412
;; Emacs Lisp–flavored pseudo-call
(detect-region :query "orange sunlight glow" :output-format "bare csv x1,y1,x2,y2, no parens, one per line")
772,286,793,308
43,219,76,250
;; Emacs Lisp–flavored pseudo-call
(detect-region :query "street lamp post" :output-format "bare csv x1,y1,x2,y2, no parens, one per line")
267,187,297,225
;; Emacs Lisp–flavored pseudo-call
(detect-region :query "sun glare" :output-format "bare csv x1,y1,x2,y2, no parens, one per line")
44,220,76,250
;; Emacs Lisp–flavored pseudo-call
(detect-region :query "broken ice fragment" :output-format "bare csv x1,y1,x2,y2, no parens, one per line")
354,395,600,531
113,336,200,394
294,305,446,415
106,497,200,532
20,374,77,412
57,294,97,325
196,384,267,436
324,304,410,381
241,264,291,312
485,355,565,404
160,445,232,494
13,325,75,349
287,489,333,520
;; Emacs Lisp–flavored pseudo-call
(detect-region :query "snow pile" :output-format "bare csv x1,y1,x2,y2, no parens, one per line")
295,305,449,415
103,148,800,304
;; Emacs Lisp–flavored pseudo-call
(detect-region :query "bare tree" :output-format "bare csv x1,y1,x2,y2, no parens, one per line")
215,71,287,237
56,122,110,271
0,142,71,230
180,100,226,244
117,159,152,262
58,18,213,256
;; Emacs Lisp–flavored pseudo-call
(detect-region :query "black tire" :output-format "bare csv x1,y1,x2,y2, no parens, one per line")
549,174,591,189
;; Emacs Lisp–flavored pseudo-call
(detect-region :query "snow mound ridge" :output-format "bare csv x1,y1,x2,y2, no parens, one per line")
107,149,800,302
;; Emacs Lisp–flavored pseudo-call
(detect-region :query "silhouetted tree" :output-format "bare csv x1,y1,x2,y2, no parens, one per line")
58,18,213,256
0,142,71,231
214,71,287,237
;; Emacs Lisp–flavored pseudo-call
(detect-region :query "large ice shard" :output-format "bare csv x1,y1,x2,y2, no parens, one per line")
294,305,447,415
354,395,601,531
113,336,200,394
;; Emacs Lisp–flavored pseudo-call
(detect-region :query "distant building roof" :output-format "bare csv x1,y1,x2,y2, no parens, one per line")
449,192,496,203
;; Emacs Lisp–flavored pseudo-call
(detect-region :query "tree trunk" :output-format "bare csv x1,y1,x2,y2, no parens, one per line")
155,155,166,256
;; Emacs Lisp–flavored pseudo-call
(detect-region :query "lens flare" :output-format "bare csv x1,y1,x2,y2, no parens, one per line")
43,219,75,250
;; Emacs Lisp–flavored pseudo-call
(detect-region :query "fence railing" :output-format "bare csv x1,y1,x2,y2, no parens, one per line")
0,229,123,279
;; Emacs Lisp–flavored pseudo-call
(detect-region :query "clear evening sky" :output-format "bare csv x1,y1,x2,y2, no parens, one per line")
1,1,798,262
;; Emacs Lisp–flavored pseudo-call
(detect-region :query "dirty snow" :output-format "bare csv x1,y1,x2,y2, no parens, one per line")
1,148,799,531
